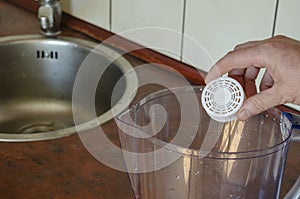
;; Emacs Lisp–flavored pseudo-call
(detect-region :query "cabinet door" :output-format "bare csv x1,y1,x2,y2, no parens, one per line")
183,0,276,72
275,0,300,40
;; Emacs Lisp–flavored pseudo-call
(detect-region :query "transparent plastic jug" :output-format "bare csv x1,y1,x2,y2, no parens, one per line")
117,86,300,199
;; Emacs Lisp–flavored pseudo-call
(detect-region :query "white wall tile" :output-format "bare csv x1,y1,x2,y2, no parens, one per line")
111,0,184,60
61,0,110,30
275,0,300,40
275,0,300,111
183,0,276,72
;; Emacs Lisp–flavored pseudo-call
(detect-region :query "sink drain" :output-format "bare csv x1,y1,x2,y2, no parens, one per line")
19,123,56,134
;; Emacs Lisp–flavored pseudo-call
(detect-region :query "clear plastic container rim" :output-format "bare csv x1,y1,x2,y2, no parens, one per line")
116,86,292,160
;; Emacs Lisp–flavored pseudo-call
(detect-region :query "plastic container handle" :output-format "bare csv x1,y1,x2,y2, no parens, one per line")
282,112,300,199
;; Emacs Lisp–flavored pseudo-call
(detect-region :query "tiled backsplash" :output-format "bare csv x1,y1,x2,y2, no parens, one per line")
111,0,184,60
61,0,110,30
275,0,300,39
182,0,276,71
61,0,300,72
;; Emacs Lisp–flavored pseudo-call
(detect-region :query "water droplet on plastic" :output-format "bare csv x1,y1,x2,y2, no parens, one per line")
175,175,180,180
194,171,200,175
170,187,175,192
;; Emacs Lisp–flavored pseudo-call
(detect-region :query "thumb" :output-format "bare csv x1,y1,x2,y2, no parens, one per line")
237,86,285,120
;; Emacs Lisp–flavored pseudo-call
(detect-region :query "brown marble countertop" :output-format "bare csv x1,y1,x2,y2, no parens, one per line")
0,1,299,198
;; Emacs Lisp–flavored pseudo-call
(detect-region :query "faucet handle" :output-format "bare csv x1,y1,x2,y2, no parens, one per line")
38,6,54,29
36,0,61,36
35,0,57,3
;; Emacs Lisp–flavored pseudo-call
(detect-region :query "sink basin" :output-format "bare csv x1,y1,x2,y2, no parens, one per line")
0,35,138,141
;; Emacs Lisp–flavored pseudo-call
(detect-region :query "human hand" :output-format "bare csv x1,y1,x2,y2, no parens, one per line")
205,35,300,120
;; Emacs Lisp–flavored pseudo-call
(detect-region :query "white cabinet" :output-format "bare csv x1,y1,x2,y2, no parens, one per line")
182,0,276,72
275,0,300,40
111,0,185,60
61,0,110,30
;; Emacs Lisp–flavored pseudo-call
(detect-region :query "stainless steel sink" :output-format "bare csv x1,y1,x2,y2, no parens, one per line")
0,35,138,141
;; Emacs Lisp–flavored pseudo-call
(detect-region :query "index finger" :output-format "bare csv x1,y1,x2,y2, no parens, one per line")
205,45,267,83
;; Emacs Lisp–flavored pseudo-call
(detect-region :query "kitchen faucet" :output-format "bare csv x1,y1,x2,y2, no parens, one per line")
36,0,61,36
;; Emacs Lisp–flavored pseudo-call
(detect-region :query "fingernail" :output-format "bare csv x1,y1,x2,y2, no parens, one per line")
205,72,215,84
204,75,211,84
237,109,251,121
205,65,221,84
